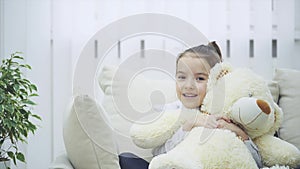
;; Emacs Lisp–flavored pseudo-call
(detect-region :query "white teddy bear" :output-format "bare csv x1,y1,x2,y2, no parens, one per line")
130,62,300,169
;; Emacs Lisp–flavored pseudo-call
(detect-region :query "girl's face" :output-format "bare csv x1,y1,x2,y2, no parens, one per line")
176,56,211,109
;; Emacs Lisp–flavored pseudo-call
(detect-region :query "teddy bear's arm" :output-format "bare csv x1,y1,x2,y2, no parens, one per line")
130,109,183,149
152,126,188,156
254,135,300,168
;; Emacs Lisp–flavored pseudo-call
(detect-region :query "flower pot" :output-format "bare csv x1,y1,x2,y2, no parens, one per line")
0,160,10,169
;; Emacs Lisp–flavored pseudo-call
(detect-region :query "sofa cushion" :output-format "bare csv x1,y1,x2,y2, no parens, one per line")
268,81,279,103
274,68,300,150
63,95,120,169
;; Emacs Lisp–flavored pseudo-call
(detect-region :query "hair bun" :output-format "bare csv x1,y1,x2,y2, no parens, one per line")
208,41,222,61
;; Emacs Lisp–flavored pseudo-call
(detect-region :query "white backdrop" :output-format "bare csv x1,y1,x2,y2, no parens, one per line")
0,0,299,168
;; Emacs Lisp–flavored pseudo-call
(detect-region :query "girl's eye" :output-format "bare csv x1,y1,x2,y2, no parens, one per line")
176,75,186,80
196,77,206,81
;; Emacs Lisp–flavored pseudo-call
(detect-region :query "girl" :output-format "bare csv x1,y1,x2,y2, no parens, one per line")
120,42,262,169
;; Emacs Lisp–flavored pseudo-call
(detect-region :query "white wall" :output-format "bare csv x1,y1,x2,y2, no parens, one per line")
0,0,299,168
25,0,52,168
1,0,53,168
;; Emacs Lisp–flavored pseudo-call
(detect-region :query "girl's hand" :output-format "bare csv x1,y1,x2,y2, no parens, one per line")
183,114,230,131
217,119,249,141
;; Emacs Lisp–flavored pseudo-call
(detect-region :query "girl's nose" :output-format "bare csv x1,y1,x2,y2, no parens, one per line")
184,78,195,89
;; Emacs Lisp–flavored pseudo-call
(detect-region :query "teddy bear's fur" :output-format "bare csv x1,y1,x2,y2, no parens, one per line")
130,62,300,169
201,62,300,168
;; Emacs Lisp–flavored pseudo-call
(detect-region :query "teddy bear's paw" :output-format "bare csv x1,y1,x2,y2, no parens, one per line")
261,165,290,169
149,154,201,169
130,109,182,149
254,135,300,168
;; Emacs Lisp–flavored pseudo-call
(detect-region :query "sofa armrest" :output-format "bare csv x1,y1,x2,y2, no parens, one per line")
49,153,74,169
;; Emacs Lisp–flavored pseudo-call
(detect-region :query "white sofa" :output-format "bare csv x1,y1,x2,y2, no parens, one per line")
49,66,300,169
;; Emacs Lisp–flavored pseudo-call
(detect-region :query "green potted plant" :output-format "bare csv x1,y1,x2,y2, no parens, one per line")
0,52,40,169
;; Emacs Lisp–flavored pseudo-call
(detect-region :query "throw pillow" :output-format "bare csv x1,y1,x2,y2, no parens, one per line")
268,81,279,103
274,68,300,150
63,95,120,169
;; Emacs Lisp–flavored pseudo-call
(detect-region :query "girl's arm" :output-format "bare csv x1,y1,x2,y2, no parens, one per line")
183,114,230,131
244,139,263,168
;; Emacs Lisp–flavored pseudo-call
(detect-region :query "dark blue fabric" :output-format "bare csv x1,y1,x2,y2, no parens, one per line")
119,152,149,169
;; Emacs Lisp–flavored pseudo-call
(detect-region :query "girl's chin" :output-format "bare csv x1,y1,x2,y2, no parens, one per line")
182,103,200,109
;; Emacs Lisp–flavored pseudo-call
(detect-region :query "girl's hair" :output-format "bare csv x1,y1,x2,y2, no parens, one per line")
176,41,222,69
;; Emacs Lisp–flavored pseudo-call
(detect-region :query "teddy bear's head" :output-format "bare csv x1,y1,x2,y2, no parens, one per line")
201,62,283,139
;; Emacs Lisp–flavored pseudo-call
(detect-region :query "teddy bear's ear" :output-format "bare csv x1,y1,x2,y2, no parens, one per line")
208,62,233,83
269,103,283,135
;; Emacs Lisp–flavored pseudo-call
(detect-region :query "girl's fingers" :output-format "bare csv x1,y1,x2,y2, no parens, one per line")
206,122,217,129
214,114,231,122
206,116,218,128
217,120,224,128
214,114,223,119
208,123,217,129
222,116,231,123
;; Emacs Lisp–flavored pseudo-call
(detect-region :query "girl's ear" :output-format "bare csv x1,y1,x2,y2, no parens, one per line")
208,41,222,61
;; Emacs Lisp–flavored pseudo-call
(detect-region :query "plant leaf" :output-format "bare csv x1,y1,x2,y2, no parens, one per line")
0,105,3,113
12,55,23,60
16,152,25,163
32,114,42,120
29,84,37,91
7,151,16,165
29,93,38,97
22,99,36,105
20,64,31,69
4,105,14,113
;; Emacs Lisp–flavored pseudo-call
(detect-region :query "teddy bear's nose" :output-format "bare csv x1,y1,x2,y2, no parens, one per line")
256,99,271,115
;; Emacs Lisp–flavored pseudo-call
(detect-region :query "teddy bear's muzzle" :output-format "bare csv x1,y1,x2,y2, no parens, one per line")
231,97,274,133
